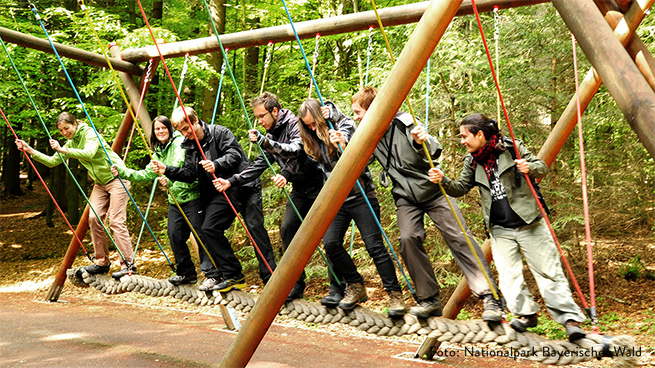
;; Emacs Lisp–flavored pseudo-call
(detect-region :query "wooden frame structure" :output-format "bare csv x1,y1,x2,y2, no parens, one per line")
4,0,655,366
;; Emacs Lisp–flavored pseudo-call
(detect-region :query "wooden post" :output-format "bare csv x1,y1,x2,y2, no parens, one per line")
0,26,142,75
218,0,463,366
120,0,546,63
540,0,655,165
45,57,154,302
415,239,493,360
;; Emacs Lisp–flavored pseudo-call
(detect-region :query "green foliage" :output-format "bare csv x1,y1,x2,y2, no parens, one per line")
619,256,646,281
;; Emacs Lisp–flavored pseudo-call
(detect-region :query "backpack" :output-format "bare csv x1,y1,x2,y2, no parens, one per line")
503,137,551,215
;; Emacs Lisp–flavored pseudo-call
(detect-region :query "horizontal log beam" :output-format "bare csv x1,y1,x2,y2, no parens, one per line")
121,0,548,63
0,26,143,75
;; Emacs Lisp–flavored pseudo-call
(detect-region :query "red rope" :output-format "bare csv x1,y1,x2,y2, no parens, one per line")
469,0,589,310
135,0,273,276
1,106,93,261
571,34,597,320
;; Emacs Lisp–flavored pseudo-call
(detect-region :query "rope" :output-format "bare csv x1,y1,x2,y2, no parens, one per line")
68,269,640,368
468,0,588,310
2,107,93,261
31,3,175,272
135,0,273,276
78,1,222,275
365,26,374,86
172,53,190,112
493,6,501,125
308,34,321,98
425,58,430,129
369,0,498,300
0,33,124,266
571,34,597,327
122,59,153,161
281,0,415,296
199,0,338,282
259,42,273,95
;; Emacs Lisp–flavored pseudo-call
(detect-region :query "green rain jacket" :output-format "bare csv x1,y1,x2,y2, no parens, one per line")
31,122,125,186
117,134,200,204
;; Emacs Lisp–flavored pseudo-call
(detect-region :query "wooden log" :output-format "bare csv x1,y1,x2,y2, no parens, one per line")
121,0,547,63
544,0,655,164
218,0,464,366
0,26,143,75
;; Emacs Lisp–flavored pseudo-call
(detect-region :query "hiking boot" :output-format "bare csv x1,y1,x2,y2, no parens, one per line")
338,282,368,311
85,264,110,275
199,277,221,291
286,282,305,302
565,320,586,341
112,266,137,279
168,274,197,286
410,296,443,318
320,288,344,308
214,277,247,292
481,294,503,322
510,314,539,333
387,290,406,318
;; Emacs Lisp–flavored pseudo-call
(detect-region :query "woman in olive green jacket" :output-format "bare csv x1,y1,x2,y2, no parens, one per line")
428,113,587,342
16,112,133,277
113,116,202,286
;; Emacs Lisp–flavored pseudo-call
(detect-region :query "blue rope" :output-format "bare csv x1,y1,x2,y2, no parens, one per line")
280,0,415,295
30,4,175,271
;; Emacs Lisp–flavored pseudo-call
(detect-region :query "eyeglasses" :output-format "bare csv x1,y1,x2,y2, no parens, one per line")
255,111,272,120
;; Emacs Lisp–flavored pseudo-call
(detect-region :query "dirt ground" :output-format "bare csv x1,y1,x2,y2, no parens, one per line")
1,184,654,367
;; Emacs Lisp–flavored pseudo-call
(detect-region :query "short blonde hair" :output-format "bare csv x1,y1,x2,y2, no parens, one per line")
171,106,197,129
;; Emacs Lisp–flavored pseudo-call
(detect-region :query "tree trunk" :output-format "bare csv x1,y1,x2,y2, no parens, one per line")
2,132,23,196
45,162,68,227
201,0,226,122
67,159,82,225
153,0,163,23
243,17,260,101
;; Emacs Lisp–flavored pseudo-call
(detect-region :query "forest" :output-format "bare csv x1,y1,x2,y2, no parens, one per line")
1,0,654,353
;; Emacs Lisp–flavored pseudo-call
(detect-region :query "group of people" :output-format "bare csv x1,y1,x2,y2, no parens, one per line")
15,87,587,341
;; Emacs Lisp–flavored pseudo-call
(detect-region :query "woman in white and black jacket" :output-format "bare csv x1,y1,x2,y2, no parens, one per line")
297,98,405,318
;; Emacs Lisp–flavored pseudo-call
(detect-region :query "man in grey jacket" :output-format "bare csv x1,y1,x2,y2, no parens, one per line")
351,87,502,321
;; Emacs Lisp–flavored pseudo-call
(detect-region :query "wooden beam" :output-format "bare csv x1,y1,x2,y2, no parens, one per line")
538,0,655,165
0,26,143,75
121,0,547,63
218,0,464,366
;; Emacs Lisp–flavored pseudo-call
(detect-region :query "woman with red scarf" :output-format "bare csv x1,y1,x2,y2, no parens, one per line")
428,113,587,342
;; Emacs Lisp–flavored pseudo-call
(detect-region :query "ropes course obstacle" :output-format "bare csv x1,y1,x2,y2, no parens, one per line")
66,267,640,368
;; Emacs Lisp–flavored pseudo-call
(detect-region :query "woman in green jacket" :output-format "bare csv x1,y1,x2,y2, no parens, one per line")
112,116,202,286
15,112,133,277
428,113,587,342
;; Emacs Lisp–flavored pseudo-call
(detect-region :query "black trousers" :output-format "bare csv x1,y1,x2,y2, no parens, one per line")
200,194,241,280
323,195,401,293
279,189,320,287
167,198,204,278
240,183,277,283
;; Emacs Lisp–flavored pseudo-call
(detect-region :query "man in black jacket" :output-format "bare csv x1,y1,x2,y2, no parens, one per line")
152,106,276,292
214,92,323,302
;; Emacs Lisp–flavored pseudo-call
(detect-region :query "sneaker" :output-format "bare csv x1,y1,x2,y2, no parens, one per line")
565,320,586,341
112,266,137,279
510,314,539,333
410,296,443,318
199,277,221,291
338,282,368,311
387,290,406,318
481,294,503,322
286,282,305,302
85,264,110,275
168,274,197,286
214,277,247,292
321,288,344,308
